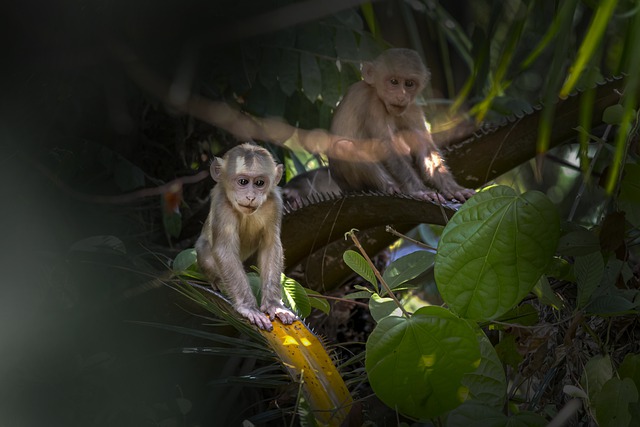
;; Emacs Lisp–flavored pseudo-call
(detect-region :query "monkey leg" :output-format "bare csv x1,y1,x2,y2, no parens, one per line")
258,239,296,326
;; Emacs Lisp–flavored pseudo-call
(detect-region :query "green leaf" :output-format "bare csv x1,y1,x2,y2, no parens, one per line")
559,0,619,97
586,292,639,316
435,186,560,320
343,250,377,290
318,58,341,107
531,275,564,309
365,306,481,419
173,248,198,272
462,330,507,408
557,230,600,256
619,354,640,389
303,288,331,315
575,252,604,309
495,334,523,370
335,27,359,60
282,275,311,318
595,378,639,427
603,104,625,125
383,251,434,291
496,304,539,327
278,50,299,96
369,293,399,322
300,52,321,102
580,354,613,402
343,290,373,300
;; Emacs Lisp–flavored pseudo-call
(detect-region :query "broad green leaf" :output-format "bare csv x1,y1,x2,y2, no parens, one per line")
282,275,311,318
619,354,640,389
532,275,564,309
494,335,523,370
335,27,358,59
496,304,539,327
278,50,299,96
580,354,613,402
462,329,507,408
603,104,625,125
300,52,321,102
343,290,373,300
383,250,434,291
545,257,573,281
575,252,604,309
586,292,639,316
303,288,331,315
435,186,560,320
369,293,400,322
365,306,481,419
557,230,600,256
318,58,341,107
595,378,638,427
173,248,198,272
343,250,377,290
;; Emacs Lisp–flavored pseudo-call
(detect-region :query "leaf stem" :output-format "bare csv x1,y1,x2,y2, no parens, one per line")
346,230,410,317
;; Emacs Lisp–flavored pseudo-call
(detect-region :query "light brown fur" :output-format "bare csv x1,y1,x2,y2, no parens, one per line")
329,48,475,203
195,143,296,331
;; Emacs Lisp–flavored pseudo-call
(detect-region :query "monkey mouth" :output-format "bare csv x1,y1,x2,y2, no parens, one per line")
387,104,407,115
236,203,258,214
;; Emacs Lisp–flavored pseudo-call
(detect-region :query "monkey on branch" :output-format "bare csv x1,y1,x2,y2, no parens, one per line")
196,143,296,331
328,48,475,203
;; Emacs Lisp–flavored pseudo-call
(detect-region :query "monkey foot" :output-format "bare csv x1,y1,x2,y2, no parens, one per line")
263,305,297,325
237,306,275,331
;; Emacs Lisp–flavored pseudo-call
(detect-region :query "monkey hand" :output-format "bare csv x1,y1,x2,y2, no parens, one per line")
414,190,447,204
442,187,476,203
262,304,297,325
236,305,275,331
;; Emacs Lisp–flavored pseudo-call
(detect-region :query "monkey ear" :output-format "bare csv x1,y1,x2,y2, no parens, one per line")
210,157,225,182
274,164,284,185
362,62,376,84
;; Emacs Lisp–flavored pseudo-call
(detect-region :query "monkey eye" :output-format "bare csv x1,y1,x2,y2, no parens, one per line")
238,178,249,186
254,179,266,188
390,78,399,86
405,80,415,88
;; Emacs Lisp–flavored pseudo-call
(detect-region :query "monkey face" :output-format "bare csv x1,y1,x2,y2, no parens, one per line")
380,76,419,116
229,174,270,215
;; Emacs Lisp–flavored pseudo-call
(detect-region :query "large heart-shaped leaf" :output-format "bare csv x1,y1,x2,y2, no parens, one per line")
435,186,560,320
365,306,481,419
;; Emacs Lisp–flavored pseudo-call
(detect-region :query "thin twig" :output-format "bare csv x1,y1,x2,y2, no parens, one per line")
346,229,409,318
385,226,437,251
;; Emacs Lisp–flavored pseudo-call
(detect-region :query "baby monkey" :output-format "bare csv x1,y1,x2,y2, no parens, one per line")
196,143,296,331
329,48,475,203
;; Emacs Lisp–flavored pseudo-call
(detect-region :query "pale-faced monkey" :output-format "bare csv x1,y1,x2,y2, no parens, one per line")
195,143,296,331
329,48,475,203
